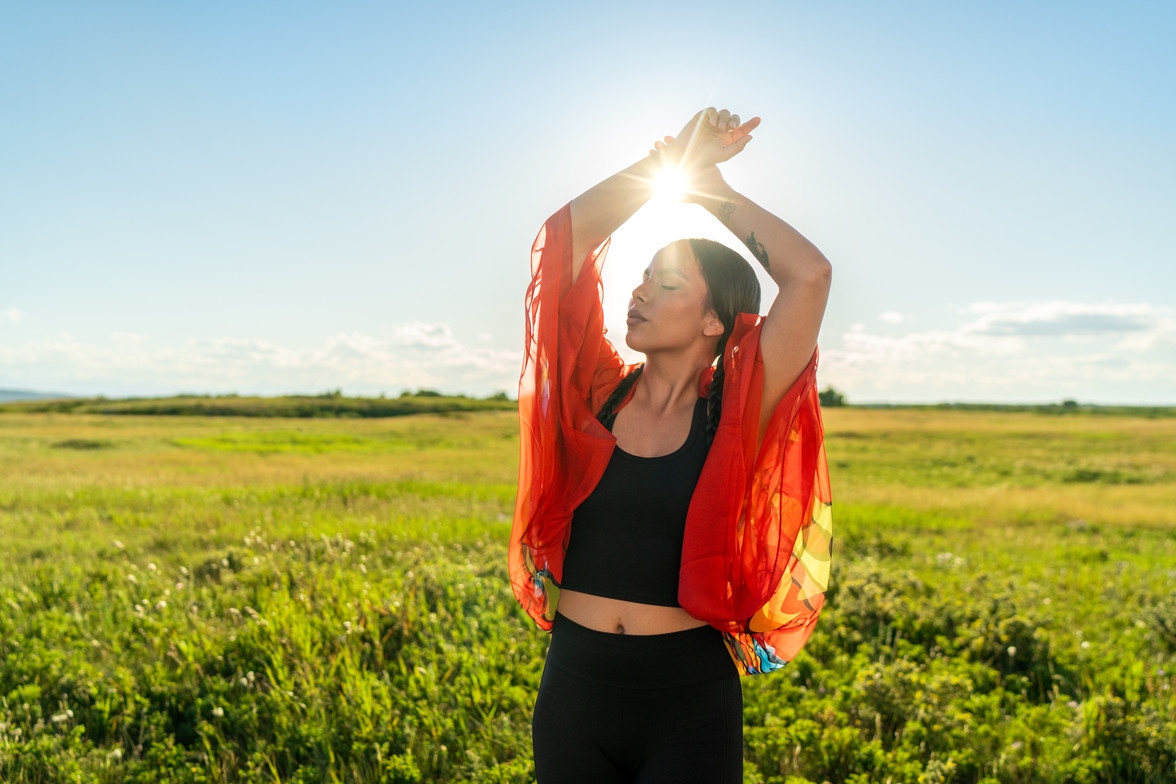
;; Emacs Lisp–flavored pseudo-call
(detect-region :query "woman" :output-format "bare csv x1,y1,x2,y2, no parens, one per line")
510,108,834,782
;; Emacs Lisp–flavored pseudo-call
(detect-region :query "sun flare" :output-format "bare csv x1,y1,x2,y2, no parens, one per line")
650,165,689,202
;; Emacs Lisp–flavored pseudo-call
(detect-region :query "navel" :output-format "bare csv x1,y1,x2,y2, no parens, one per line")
615,623,626,635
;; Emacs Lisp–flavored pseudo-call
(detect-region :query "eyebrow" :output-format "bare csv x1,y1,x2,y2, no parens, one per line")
644,266,689,279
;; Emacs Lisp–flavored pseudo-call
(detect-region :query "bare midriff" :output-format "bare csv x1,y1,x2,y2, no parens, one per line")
557,589,709,635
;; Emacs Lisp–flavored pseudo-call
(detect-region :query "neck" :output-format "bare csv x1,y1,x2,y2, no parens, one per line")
634,347,714,414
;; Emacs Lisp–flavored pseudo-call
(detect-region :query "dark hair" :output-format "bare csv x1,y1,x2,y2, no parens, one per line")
596,239,760,441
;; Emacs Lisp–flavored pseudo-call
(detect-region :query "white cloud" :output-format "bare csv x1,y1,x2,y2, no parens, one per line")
390,322,461,350
820,300,1176,403
4,308,23,324
0,322,521,396
878,311,906,323
965,301,1158,338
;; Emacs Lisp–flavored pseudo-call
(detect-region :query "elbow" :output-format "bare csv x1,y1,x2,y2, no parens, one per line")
800,253,832,291
814,255,833,283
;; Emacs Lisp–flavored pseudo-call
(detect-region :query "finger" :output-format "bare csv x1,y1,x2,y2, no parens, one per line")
730,116,761,142
728,113,740,130
716,109,731,129
719,134,753,161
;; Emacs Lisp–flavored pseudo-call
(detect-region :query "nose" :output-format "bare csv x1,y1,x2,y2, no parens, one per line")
631,281,648,304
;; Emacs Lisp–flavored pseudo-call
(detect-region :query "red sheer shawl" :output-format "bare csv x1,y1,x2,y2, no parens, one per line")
509,204,833,674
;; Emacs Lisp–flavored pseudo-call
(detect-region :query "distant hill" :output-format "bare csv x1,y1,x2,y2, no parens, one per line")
0,388,73,403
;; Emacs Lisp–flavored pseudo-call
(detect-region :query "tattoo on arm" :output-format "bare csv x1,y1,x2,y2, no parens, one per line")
746,231,770,273
717,201,735,225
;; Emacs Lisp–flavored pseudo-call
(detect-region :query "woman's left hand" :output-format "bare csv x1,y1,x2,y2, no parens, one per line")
652,108,761,171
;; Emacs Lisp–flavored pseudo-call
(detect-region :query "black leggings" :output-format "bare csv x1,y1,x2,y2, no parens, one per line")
532,613,742,783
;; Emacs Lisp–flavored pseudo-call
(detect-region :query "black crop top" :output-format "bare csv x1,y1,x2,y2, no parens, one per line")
560,396,710,607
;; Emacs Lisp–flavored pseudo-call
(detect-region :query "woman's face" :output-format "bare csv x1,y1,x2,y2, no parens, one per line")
625,242,722,354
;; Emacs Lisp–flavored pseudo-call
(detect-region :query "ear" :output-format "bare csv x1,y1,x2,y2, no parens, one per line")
702,311,725,339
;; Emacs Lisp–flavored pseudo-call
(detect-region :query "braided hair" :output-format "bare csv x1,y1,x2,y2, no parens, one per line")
596,364,644,432
596,239,760,442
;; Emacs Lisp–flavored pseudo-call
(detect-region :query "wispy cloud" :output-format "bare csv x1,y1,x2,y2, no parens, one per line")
822,301,1176,403
5,304,1171,403
965,301,1158,337
4,308,23,324
0,323,520,396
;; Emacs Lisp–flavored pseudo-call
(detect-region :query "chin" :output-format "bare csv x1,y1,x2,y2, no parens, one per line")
624,330,648,353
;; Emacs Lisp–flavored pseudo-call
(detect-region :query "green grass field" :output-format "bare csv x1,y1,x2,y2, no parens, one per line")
1,408,1174,783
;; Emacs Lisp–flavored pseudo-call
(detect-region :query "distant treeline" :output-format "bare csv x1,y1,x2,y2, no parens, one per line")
0,389,517,418
3,388,1172,419
819,386,1174,417
859,401,1176,418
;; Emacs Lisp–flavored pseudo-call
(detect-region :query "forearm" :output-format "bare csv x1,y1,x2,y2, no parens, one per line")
697,183,831,288
568,155,659,282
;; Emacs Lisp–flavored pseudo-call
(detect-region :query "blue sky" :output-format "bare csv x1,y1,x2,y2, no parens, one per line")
2,1,1173,403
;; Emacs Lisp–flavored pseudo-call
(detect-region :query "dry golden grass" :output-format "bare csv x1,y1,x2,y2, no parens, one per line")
821,408,1176,528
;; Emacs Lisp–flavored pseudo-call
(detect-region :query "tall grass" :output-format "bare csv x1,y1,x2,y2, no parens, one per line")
1,410,1173,782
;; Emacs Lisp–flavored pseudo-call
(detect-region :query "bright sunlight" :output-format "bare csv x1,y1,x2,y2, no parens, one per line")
649,165,689,202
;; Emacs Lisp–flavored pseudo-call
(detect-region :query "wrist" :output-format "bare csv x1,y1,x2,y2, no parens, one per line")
691,181,739,214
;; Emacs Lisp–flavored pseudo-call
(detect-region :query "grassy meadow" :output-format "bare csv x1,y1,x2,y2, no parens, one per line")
0,406,1174,783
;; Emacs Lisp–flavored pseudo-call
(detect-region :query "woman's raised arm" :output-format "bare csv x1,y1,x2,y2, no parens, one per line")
697,173,831,438
567,156,656,284
664,109,832,438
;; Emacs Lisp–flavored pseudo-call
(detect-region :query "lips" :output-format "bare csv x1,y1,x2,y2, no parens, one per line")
626,308,646,326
